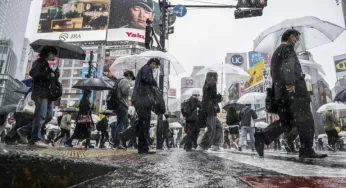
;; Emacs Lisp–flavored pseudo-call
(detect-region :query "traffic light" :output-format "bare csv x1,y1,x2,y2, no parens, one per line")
237,0,267,8
235,8,263,19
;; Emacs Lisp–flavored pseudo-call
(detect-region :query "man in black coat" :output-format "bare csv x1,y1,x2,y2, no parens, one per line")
255,29,327,158
185,93,202,151
131,58,160,154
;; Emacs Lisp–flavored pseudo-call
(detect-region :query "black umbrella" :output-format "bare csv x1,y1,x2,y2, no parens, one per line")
59,107,79,113
334,88,346,102
72,77,112,91
223,100,244,111
30,39,86,60
100,110,116,116
0,104,17,115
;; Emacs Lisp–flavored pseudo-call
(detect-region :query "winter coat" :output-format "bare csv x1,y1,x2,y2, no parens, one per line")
186,96,202,122
239,106,257,127
132,65,157,113
270,43,311,102
60,114,72,130
79,97,91,115
322,111,339,131
202,84,221,116
29,58,55,101
117,78,132,110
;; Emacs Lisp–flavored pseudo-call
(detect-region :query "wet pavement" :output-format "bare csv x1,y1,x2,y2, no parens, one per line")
1,144,346,187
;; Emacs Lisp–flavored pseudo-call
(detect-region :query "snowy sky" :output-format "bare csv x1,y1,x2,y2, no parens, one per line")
25,0,346,93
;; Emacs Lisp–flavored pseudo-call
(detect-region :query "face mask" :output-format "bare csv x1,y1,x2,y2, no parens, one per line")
294,40,301,50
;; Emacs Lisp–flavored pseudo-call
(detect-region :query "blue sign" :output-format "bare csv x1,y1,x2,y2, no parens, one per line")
173,5,187,17
248,51,264,67
230,54,244,66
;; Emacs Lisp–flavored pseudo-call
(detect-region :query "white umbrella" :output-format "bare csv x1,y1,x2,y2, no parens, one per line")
109,55,149,76
254,16,345,54
181,88,202,96
300,59,326,75
138,51,186,75
255,121,269,129
195,63,250,83
317,102,346,113
91,114,101,124
237,92,266,105
169,122,182,129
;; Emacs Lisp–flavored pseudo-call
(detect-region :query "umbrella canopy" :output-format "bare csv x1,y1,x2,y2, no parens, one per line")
138,51,186,75
253,16,345,54
237,92,266,105
223,100,245,111
14,85,30,94
59,107,79,113
317,102,346,113
0,104,17,115
72,78,112,91
169,122,182,129
30,39,86,60
255,121,269,129
195,63,250,83
21,78,33,88
181,88,202,96
100,110,116,116
299,59,326,75
334,88,346,102
109,55,148,76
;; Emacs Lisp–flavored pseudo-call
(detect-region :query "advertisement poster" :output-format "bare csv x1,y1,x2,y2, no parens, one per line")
107,0,161,42
37,0,110,42
245,61,264,88
248,51,265,67
228,83,240,101
225,53,248,71
334,54,346,77
263,53,272,89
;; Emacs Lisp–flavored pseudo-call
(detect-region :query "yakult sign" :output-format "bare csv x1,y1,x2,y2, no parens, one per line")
225,53,248,71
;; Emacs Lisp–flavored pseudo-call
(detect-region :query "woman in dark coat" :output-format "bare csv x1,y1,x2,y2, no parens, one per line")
65,89,94,148
197,72,223,151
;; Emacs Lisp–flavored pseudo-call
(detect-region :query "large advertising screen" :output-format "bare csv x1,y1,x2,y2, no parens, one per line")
37,0,110,42
107,0,161,43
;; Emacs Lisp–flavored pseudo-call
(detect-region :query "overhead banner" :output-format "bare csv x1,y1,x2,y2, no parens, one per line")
225,53,248,71
245,61,264,88
107,0,161,43
334,54,346,78
248,51,265,67
37,0,110,42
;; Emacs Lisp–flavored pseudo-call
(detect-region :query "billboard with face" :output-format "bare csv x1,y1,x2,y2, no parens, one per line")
37,0,110,42
107,0,161,43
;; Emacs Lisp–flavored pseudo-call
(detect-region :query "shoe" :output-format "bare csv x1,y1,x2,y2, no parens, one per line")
254,131,265,157
210,145,220,151
138,151,156,155
196,146,205,151
117,145,127,150
17,129,28,144
287,150,299,155
186,148,193,152
99,145,106,149
281,139,293,152
326,145,336,152
119,133,127,148
299,148,328,158
29,141,49,148
238,147,242,151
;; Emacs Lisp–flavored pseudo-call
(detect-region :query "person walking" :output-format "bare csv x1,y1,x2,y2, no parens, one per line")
322,107,340,152
197,72,223,151
185,93,202,151
238,104,257,151
254,29,327,158
53,112,72,146
28,46,59,148
130,58,160,154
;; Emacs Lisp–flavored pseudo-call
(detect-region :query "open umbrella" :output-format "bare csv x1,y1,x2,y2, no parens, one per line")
14,85,30,94
195,63,250,83
300,59,326,75
317,102,346,113
109,55,149,76
253,16,345,54
30,39,86,60
72,77,112,91
255,122,269,129
59,107,79,113
21,78,33,88
0,104,17,115
334,88,346,102
169,122,182,129
181,88,202,96
237,92,266,105
223,100,244,111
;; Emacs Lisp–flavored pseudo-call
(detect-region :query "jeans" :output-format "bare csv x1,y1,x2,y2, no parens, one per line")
239,126,255,149
30,98,53,143
114,107,129,145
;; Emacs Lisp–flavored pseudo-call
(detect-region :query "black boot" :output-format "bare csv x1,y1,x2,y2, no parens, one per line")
254,131,265,157
299,148,328,158
117,133,127,150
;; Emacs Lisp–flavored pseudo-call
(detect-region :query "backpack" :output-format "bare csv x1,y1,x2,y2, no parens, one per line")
106,78,123,111
47,78,63,101
96,118,108,131
181,99,193,118
152,87,166,115
226,108,238,125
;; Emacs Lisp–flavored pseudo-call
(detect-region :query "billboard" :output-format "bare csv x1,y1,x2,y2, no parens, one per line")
107,0,161,43
248,51,265,67
225,53,248,70
37,0,110,42
228,83,240,101
334,54,346,77
245,60,264,88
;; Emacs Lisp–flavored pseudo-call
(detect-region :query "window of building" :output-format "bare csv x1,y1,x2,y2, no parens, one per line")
73,69,82,77
75,60,83,67
61,79,70,87
64,60,72,67
70,89,80,98
62,69,71,77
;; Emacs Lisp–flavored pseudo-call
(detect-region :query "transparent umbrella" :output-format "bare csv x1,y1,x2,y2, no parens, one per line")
181,88,202,96
317,102,346,113
254,16,345,54
255,121,269,129
237,92,266,105
300,59,326,75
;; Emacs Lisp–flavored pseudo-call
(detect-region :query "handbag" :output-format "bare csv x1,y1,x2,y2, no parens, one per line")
23,92,35,115
77,115,91,124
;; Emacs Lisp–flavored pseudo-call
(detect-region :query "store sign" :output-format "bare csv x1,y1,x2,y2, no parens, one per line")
230,54,244,66
37,30,107,42
169,88,177,97
225,53,247,70
59,33,81,41
334,54,346,77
